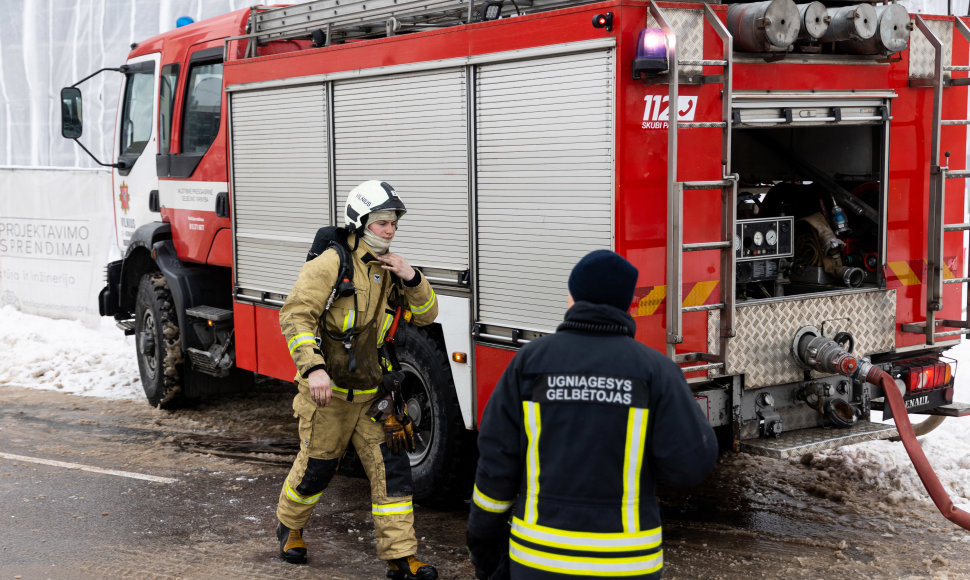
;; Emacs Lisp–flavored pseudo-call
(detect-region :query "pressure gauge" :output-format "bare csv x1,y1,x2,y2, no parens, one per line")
766,229,777,246
753,231,764,246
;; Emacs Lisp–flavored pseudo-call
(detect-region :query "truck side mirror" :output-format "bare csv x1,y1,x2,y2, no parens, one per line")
61,87,83,139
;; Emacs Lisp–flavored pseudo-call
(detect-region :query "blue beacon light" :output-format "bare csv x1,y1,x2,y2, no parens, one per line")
633,28,669,79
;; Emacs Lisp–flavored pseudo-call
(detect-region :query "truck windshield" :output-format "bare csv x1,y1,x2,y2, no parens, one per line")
119,70,154,157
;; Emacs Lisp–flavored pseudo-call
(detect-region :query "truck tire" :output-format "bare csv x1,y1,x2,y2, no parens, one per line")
396,325,476,507
134,273,185,409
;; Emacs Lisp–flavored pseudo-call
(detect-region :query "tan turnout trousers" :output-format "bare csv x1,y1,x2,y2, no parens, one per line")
277,390,417,560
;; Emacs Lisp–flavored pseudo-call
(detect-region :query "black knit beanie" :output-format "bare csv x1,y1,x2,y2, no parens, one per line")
568,250,638,312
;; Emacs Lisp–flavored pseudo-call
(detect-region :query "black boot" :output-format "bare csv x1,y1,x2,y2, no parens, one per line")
386,555,438,580
276,522,307,564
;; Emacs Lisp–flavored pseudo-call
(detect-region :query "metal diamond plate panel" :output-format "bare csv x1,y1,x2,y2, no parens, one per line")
648,8,703,76
740,421,899,459
910,19,952,80
723,290,896,389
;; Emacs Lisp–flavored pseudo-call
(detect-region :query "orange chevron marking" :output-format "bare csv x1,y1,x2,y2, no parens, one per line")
683,280,719,308
887,261,921,286
633,281,719,317
942,262,956,279
637,286,666,317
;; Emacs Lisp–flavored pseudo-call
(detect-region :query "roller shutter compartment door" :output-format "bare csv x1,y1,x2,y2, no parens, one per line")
231,84,329,297
476,49,614,331
332,69,469,271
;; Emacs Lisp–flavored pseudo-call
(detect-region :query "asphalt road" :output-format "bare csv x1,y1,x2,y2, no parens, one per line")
1,383,968,579
0,384,473,579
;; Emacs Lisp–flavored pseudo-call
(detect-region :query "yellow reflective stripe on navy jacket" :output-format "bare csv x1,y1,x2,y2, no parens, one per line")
513,402,661,576
523,401,542,524
284,480,323,505
511,518,661,553
372,500,413,516
473,484,514,514
623,407,649,532
409,289,436,315
509,539,663,577
288,332,316,355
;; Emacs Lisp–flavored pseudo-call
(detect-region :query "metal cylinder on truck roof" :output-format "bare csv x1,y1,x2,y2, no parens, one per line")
727,0,801,52
820,4,877,43
840,3,911,55
796,1,829,41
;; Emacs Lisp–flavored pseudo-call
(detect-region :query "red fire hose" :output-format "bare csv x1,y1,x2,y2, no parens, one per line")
864,365,970,530
795,328,970,530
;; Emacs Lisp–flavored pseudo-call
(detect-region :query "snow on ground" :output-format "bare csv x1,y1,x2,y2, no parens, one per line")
0,305,142,400
1,304,969,507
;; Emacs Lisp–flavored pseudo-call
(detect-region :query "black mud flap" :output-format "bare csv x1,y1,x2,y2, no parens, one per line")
99,260,124,317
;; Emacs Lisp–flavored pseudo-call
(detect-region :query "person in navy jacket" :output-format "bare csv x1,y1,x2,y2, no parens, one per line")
467,250,719,579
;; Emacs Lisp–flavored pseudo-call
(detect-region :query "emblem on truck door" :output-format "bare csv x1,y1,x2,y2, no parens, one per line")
119,181,130,214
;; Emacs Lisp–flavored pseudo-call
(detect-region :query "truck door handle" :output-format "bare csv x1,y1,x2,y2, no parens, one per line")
215,191,229,218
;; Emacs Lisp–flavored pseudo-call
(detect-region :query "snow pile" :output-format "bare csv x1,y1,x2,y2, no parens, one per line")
0,305,142,399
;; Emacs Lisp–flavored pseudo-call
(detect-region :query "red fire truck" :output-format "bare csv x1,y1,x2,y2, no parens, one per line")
62,0,970,512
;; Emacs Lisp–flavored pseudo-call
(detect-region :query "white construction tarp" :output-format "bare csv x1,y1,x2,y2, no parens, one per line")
0,0,257,325
0,0,258,168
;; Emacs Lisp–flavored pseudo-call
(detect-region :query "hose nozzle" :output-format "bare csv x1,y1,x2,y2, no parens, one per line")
793,326,860,376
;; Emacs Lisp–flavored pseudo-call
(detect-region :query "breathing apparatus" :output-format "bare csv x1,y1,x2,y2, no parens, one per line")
320,181,408,372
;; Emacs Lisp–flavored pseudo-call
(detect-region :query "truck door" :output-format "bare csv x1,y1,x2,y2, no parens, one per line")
113,54,160,250
157,45,230,266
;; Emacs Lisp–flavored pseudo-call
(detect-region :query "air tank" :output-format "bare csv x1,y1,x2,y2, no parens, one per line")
797,1,829,42
820,4,877,43
841,3,912,55
727,0,801,52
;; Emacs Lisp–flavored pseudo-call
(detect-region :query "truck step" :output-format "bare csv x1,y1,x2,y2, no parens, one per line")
916,402,970,417
116,319,135,336
739,422,898,459
187,346,232,378
185,305,233,323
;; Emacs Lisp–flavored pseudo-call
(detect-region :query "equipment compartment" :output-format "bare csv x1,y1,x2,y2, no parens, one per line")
730,94,889,302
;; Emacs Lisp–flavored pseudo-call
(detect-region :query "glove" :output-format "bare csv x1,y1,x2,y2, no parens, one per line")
383,410,415,454
366,395,394,422
467,533,509,580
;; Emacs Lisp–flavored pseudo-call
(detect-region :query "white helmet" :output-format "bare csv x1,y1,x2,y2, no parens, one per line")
344,180,407,232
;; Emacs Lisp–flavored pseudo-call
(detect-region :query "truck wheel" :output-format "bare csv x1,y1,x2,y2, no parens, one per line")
135,273,185,409
396,325,476,507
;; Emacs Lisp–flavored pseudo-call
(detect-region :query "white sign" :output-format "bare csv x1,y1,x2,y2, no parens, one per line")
0,168,114,327
159,180,227,212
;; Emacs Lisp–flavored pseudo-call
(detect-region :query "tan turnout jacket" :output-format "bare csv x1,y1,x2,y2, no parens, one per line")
279,233,438,404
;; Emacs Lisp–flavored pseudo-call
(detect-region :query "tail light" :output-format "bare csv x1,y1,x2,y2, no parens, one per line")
894,356,955,394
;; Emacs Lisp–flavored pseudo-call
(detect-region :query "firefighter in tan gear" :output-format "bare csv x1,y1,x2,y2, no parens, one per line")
275,180,439,579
